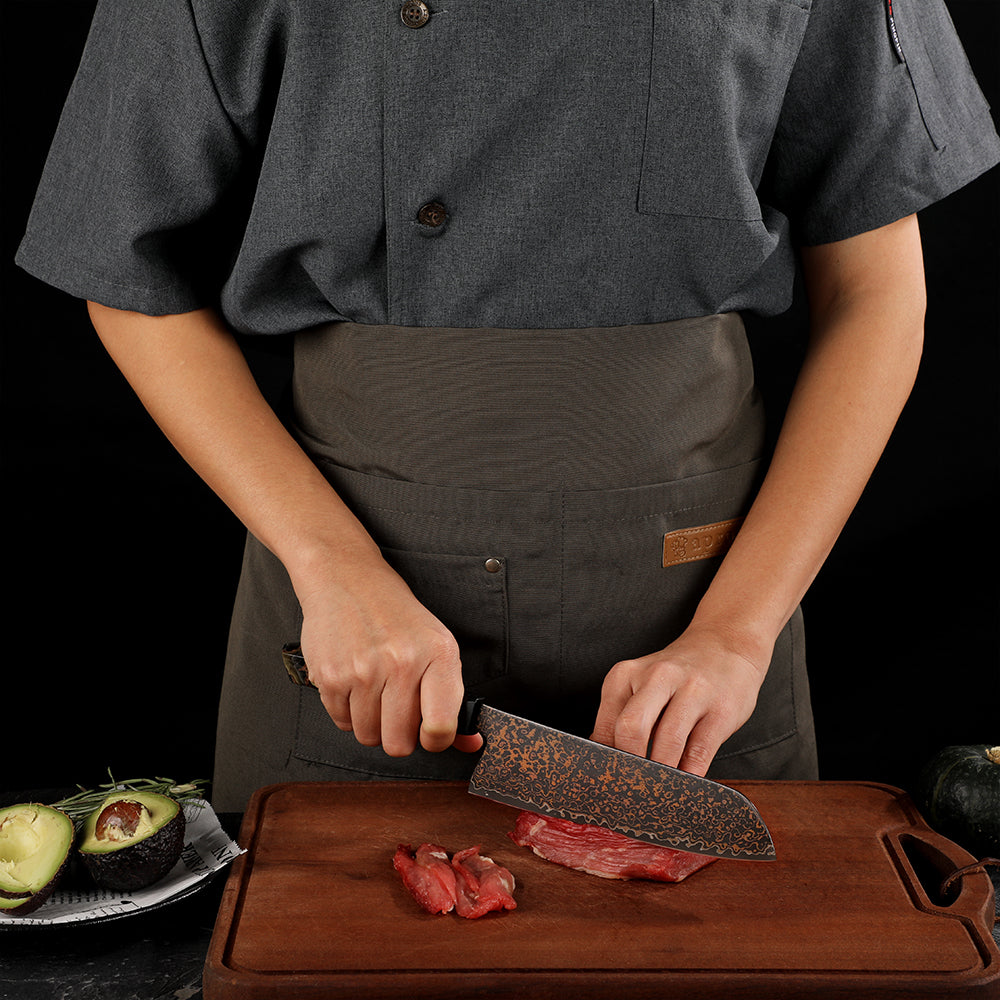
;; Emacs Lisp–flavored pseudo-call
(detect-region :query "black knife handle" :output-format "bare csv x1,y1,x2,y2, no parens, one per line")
457,698,485,736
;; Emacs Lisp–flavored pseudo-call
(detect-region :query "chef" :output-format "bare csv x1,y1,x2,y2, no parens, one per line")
16,0,1000,811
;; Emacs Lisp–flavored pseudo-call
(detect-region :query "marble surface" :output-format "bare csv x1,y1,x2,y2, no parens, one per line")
0,874,224,1000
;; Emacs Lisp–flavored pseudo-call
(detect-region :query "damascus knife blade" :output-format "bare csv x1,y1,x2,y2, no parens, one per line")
461,699,776,861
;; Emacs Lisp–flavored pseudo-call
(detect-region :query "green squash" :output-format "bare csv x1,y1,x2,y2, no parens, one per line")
918,745,1000,859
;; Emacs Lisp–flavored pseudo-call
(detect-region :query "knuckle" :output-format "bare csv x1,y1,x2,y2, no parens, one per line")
614,711,648,747
427,630,461,666
677,669,711,699
682,742,716,770
377,638,417,671
382,629,459,676
652,731,687,760
604,657,636,683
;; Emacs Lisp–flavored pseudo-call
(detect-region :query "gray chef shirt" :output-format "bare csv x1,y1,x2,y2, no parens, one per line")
16,0,1000,334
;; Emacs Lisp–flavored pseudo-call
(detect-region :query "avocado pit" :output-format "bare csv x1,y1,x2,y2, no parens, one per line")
79,791,186,891
95,799,151,842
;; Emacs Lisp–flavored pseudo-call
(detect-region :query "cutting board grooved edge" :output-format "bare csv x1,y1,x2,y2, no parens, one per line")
216,784,274,972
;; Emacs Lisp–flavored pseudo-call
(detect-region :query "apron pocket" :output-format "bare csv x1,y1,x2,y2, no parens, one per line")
557,458,804,756
561,460,764,659
638,0,810,220
378,546,510,690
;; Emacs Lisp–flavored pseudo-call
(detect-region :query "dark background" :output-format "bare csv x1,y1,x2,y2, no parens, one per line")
3,0,997,803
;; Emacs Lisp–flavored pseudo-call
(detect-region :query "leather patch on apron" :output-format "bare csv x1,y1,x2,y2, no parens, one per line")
662,517,743,568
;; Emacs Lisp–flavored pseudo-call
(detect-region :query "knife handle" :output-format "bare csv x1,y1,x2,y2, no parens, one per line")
281,642,314,687
457,698,485,736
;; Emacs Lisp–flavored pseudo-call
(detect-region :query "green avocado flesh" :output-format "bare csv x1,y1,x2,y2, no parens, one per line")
78,791,186,891
0,804,74,916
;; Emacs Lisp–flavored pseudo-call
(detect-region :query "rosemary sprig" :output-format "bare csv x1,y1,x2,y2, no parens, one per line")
48,770,209,824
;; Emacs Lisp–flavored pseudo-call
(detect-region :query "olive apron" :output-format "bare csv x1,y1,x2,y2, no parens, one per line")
212,314,817,811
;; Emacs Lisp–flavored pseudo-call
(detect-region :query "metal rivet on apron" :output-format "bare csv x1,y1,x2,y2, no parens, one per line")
483,557,502,573
400,1,430,28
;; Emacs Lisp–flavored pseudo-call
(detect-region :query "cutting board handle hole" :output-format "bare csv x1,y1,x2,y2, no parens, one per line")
899,833,968,907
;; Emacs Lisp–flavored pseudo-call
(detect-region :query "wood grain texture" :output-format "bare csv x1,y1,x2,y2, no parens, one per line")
204,780,999,999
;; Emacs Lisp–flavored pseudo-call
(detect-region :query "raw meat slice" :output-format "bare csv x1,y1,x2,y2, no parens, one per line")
451,845,517,918
392,843,457,914
508,811,719,882
393,842,518,918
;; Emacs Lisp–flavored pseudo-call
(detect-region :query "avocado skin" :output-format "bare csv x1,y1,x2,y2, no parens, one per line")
0,886,32,900
0,854,70,916
78,796,187,892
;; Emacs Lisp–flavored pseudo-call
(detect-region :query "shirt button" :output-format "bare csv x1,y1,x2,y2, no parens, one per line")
416,201,447,228
400,1,430,28
483,558,502,573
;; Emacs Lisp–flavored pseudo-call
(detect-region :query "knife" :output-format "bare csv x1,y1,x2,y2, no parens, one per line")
458,697,774,862
281,644,775,861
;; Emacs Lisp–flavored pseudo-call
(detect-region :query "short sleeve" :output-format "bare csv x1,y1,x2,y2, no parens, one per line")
762,0,1000,246
15,0,248,314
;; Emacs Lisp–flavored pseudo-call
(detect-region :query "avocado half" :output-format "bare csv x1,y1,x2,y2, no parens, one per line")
78,791,186,891
0,803,75,916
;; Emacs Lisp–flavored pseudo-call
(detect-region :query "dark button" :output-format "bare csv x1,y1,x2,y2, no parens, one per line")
416,201,447,228
400,1,430,28
484,558,502,573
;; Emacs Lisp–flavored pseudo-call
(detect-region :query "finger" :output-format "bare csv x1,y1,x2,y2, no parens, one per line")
348,680,385,747
590,662,637,747
647,694,705,769
610,695,668,758
451,732,484,754
379,682,422,758
307,651,354,731
418,648,464,753
676,717,729,777
604,659,682,757
318,688,353,732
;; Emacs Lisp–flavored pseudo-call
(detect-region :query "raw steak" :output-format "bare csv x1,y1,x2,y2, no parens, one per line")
509,811,719,882
392,843,457,914
451,845,517,918
393,843,517,918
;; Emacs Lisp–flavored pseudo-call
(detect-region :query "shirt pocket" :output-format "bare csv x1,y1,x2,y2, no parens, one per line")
379,546,510,690
638,0,811,221
892,0,979,151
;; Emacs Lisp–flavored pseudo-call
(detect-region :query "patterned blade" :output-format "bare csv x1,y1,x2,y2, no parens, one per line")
468,703,775,861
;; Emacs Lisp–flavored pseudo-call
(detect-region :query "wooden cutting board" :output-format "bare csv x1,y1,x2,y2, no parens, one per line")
203,780,999,999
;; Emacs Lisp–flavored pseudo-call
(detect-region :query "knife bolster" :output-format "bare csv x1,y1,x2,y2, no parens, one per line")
457,698,485,736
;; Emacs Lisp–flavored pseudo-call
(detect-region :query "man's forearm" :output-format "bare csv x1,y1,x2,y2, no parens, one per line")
86,302,380,581
691,214,926,658
86,302,474,754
